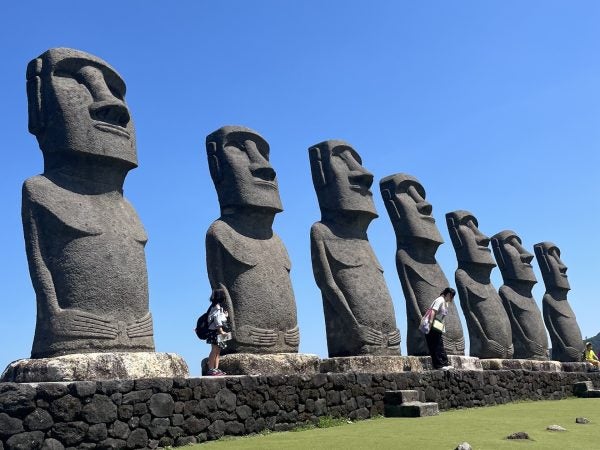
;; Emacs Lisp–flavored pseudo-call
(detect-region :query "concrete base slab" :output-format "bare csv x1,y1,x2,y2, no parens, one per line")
1,352,189,382
201,353,320,376
480,359,561,371
384,390,419,404
385,401,439,417
320,355,482,373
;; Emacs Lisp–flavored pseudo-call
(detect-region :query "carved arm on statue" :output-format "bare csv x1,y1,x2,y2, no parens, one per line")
387,329,401,347
284,325,300,347
357,325,385,346
236,325,278,346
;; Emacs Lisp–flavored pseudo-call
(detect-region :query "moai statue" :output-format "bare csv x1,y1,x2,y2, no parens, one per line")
380,174,464,356
491,231,548,360
446,211,513,358
534,242,583,362
309,140,400,357
24,48,154,358
205,126,299,354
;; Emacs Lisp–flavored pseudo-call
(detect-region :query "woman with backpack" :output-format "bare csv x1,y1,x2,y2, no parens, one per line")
206,288,229,376
425,287,456,370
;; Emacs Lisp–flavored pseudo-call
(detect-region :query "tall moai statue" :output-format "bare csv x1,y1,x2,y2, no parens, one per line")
205,126,299,354
23,48,154,358
534,242,583,362
491,231,548,360
380,174,464,356
309,140,400,357
446,211,513,358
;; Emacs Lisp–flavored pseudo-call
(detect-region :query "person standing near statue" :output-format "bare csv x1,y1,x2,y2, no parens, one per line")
424,288,456,370
205,288,230,376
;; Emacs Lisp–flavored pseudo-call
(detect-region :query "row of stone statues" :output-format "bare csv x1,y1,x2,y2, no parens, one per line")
18,48,584,374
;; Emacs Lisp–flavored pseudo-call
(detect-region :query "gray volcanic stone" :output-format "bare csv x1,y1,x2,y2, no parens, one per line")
81,395,117,424
148,393,174,417
97,438,126,449
380,173,464,356
446,211,513,358
41,438,64,450
546,424,567,432
2,353,188,383
205,126,299,354
455,443,472,450
0,384,36,417
0,413,24,437
51,422,88,446
215,389,236,412
492,231,548,360
147,418,169,439
23,409,53,431
507,432,530,439
576,417,590,424
108,421,129,439
183,417,209,435
49,395,81,422
309,140,400,357
203,353,319,376
22,48,154,358
6,431,45,450
534,242,584,362
126,428,148,449
87,423,108,442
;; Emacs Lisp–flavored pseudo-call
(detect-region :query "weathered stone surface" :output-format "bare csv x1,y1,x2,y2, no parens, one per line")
576,417,590,424
82,395,117,424
41,438,64,450
491,231,548,360
385,401,438,417
87,423,108,442
97,438,126,449
0,414,24,437
51,422,88,446
0,384,36,417
126,428,148,449
204,353,319,376
108,420,129,440
384,390,419,405
147,418,169,439
20,48,155,358
148,393,174,417
175,436,196,446
573,381,594,397
69,382,97,398
320,355,482,373
205,126,299,354
49,395,81,422
480,359,561,371
215,389,236,412
546,424,567,432
455,443,472,450
380,173,464,356
534,242,584,362
23,409,53,431
183,417,209,435
446,211,513,358
6,431,45,450
2,352,188,382
308,141,401,357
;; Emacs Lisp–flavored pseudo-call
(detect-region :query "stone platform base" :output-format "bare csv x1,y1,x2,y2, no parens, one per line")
201,353,320,376
561,362,592,372
1,352,189,382
480,359,562,372
320,355,482,373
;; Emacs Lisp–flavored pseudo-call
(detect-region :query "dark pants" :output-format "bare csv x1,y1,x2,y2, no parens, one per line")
426,329,449,369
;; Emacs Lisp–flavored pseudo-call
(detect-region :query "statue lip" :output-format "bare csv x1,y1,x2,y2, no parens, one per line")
254,179,277,189
478,246,491,252
94,122,130,139
421,216,435,223
350,185,373,196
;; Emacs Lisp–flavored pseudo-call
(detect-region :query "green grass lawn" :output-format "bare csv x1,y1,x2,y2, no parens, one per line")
191,398,600,449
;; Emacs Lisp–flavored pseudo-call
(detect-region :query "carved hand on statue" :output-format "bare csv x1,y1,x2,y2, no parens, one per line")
357,325,384,346
235,325,278,346
387,329,401,346
59,309,119,339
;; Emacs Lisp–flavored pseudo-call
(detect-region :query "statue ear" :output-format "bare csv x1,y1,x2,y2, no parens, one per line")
26,58,44,135
309,147,326,188
381,188,401,220
534,245,550,274
206,142,222,183
491,238,505,269
446,217,463,249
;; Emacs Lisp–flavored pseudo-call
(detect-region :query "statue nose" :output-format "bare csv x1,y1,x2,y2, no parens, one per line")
89,100,130,127
417,201,432,215
521,253,534,264
349,171,374,188
250,164,276,181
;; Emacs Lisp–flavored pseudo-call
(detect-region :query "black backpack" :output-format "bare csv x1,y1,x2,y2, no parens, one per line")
195,305,213,340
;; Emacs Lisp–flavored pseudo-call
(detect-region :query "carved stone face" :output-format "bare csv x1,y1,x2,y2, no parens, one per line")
534,242,570,291
309,140,377,217
206,126,283,212
379,173,443,244
27,48,137,167
446,210,495,266
492,230,536,283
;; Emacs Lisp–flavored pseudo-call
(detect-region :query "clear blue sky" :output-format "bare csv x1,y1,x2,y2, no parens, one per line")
1,2,599,375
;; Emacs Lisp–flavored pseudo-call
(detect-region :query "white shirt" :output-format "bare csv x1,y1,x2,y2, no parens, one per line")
208,304,228,330
431,296,448,321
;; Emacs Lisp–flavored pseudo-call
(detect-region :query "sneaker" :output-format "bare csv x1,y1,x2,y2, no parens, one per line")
441,366,453,371
214,369,227,375
207,368,223,376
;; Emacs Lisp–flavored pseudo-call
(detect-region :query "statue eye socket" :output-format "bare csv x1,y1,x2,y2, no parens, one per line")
54,70,84,84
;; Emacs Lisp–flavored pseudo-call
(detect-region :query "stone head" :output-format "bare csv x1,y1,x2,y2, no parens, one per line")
445,210,495,266
27,48,137,168
206,126,283,213
491,230,537,284
534,241,570,291
379,173,443,246
309,140,377,217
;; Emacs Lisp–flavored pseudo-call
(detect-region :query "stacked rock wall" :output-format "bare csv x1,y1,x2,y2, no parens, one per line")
1,371,599,449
